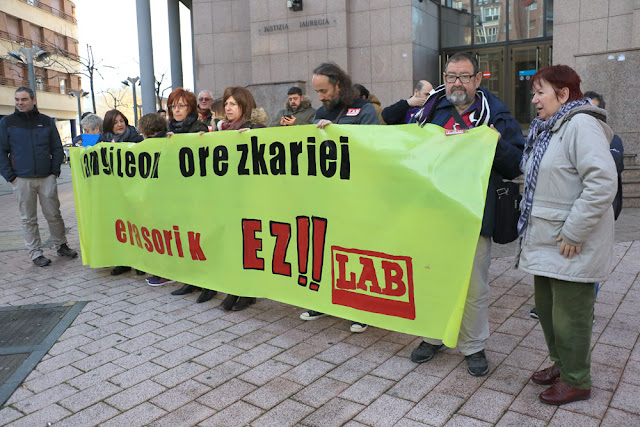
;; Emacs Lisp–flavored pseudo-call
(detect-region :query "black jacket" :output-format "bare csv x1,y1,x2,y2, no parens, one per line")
0,106,64,183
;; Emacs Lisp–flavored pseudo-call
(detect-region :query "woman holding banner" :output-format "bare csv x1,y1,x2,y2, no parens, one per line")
217,86,268,132
98,109,144,143
517,65,617,405
101,109,145,277
144,89,216,304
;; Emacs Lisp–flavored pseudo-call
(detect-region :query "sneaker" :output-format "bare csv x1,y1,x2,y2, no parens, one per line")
411,341,443,363
350,322,368,333
33,255,52,267
466,350,489,377
530,307,539,319
57,244,77,258
146,276,175,287
300,310,328,320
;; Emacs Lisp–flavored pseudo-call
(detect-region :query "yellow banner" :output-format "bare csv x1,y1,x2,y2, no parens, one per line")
70,124,497,347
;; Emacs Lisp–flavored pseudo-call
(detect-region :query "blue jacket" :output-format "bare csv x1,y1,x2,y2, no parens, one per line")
0,106,64,183
426,88,525,237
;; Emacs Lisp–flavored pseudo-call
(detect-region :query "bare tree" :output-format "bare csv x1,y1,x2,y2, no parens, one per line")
100,89,128,110
155,72,173,110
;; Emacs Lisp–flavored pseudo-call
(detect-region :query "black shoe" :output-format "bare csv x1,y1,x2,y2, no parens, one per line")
232,297,256,311
135,269,146,275
530,307,539,319
33,255,52,267
196,289,217,303
57,244,77,258
220,294,239,311
171,284,196,295
466,350,489,377
411,342,443,363
111,266,131,276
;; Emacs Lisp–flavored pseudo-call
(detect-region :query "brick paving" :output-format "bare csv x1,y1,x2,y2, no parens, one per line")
0,164,639,426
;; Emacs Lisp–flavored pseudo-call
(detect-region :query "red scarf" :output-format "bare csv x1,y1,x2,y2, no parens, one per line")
220,118,243,131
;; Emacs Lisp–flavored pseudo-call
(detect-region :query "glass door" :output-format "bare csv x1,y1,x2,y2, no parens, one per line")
511,42,552,128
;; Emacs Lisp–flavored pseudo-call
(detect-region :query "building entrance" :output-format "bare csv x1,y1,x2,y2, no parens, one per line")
443,41,552,129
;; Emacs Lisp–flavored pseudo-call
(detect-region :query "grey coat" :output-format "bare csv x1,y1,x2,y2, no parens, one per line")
517,106,618,283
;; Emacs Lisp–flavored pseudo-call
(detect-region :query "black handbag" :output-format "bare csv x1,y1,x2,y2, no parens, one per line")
493,180,522,244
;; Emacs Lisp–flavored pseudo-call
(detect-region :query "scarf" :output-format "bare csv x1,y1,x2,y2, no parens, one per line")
169,113,198,134
517,99,588,237
220,118,244,131
103,125,142,143
414,85,490,128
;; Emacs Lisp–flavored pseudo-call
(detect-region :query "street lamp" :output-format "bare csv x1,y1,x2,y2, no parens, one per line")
122,76,140,125
8,46,51,96
69,89,89,133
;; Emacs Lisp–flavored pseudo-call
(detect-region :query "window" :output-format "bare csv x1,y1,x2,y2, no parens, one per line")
59,78,66,94
36,77,45,91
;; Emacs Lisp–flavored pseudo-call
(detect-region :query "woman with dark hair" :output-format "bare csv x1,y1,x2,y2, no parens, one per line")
217,86,268,132
98,109,144,143
100,109,144,276
517,65,617,405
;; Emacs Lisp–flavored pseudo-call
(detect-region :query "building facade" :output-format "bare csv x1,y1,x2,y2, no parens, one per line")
190,0,638,162
0,0,82,139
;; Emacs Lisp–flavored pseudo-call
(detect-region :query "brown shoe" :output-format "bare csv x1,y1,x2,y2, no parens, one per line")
532,365,561,385
539,381,590,405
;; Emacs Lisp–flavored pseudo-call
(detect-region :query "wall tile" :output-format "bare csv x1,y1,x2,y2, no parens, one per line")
212,1,233,32
233,31,252,62
370,44,392,82
349,47,372,84
580,0,610,21
270,53,291,81
554,0,581,25
194,34,215,65
193,2,213,34
390,6,412,44
233,0,251,31
348,11,371,48
307,28,328,50
579,17,608,54
607,14,633,51
269,32,289,54
252,55,271,83
370,8,391,46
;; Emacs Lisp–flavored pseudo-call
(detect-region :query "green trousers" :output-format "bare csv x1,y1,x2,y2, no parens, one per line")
534,275,595,389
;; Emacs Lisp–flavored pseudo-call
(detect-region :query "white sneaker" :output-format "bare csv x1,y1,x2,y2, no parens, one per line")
300,310,328,320
350,322,368,333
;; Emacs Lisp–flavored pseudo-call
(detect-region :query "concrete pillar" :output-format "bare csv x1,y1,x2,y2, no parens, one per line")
135,0,156,115
168,0,184,89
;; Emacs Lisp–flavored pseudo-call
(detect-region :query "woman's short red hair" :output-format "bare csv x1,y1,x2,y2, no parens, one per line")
531,65,583,103
167,88,197,120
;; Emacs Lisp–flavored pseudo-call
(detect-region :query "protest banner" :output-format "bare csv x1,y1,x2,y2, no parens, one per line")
70,124,498,346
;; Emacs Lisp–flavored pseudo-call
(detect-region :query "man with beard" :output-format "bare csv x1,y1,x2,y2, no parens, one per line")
273,87,316,126
311,62,379,129
410,52,524,376
299,62,379,333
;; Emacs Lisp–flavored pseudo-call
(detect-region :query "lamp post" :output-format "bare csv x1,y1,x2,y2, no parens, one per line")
69,89,88,133
8,46,51,96
122,76,140,125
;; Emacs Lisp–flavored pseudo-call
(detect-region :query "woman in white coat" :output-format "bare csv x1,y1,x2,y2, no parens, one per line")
517,65,617,406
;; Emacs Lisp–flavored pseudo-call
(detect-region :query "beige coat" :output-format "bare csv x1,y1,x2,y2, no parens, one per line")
517,106,618,283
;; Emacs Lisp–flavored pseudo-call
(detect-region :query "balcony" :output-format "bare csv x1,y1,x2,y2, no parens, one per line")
18,0,77,24
0,29,79,60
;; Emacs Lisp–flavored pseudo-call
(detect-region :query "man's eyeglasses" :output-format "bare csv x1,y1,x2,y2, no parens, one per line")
169,104,188,110
198,98,212,102
444,74,474,84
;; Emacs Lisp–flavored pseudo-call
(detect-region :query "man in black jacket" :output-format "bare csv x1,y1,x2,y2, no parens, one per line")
0,87,77,267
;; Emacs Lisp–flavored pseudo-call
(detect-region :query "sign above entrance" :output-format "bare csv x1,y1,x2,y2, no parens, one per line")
482,71,491,79
257,16,337,34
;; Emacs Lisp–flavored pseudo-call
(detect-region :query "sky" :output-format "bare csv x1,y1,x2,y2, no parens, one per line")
74,0,194,106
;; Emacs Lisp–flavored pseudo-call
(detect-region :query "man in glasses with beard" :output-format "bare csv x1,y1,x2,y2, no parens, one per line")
410,52,524,377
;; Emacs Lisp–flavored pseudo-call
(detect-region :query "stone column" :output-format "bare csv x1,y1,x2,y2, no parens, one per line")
168,0,184,89
135,0,156,115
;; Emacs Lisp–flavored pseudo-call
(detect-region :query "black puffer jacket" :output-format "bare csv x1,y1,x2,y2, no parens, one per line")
0,106,64,183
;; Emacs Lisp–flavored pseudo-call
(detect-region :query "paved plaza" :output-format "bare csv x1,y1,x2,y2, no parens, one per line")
0,164,639,426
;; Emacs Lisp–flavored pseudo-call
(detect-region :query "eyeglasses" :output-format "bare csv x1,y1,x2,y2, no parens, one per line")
198,98,212,102
444,74,474,84
169,103,188,110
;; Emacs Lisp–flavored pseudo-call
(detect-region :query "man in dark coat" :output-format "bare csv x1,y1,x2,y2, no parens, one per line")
410,53,524,377
273,86,316,127
0,87,78,266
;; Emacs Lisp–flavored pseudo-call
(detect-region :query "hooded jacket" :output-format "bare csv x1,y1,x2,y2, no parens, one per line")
218,108,269,131
273,98,316,126
517,106,617,282
367,94,386,125
0,106,64,183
